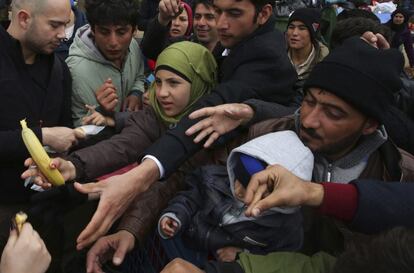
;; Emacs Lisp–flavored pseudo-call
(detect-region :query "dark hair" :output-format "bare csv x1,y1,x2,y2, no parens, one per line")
194,0,214,10
249,0,275,10
231,0,274,22
337,8,380,23
331,17,391,49
85,0,138,28
333,227,414,273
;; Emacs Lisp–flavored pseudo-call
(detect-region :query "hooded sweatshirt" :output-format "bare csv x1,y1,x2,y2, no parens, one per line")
226,130,314,223
158,131,313,253
66,24,146,126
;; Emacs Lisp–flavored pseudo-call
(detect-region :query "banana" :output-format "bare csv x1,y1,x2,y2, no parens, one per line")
20,119,65,186
14,211,28,234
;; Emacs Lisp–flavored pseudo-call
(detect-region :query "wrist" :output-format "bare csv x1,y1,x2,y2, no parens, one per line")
67,161,77,181
41,128,52,146
105,117,115,127
126,160,159,191
305,183,324,207
240,104,254,125
157,13,170,26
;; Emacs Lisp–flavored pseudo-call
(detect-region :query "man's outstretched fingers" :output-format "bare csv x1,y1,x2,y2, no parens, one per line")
188,107,215,120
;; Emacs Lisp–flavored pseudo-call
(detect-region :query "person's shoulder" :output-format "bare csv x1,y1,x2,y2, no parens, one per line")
65,56,97,76
236,27,287,60
53,53,71,75
129,38,140,49
248,115,296,140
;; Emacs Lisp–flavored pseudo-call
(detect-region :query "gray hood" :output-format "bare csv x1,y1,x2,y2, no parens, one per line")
227,130,314,216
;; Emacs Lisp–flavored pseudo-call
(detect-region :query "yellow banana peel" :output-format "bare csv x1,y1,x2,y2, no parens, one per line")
20,119,65,186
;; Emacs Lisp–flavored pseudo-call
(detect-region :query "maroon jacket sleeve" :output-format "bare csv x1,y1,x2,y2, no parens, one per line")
317,182,358,222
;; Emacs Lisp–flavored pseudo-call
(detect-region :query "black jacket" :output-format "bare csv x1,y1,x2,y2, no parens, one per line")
350,179,414,234
140,17,225,61
137,0,160,31
143,16,297,177
0,26,72,204
161,165,303,253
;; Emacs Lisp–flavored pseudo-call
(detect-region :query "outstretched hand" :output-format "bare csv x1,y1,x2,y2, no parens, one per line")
244,165,323,217
160,216,179,238
158,0,182,25
95,78,118,112
86,230,135,273
75,160,159,250
360,31,390,49
82,105,115,127
186,103,254,148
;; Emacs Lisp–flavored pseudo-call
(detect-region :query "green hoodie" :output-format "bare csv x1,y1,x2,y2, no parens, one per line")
66,24,145,126
237,251,336,273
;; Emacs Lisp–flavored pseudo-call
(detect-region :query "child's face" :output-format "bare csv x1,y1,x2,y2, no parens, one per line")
155,69,191,117
234,179,246,201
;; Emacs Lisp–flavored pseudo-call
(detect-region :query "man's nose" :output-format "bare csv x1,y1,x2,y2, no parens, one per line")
302,107,321,129
216,13,228,30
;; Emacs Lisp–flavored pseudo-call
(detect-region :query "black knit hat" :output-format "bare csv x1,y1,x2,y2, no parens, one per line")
288,8,321,43
304,37,404,123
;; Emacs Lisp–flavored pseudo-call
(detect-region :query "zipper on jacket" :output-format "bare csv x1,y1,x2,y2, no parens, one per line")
120,72,124,107
326,163,333,182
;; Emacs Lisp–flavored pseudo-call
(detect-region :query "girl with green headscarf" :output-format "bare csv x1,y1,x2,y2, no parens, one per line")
148,41,217,126
83,41,217,129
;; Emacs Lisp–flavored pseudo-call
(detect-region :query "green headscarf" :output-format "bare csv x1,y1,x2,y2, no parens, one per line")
149,41,217,126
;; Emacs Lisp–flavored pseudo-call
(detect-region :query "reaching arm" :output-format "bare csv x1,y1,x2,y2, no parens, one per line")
143,45,297,177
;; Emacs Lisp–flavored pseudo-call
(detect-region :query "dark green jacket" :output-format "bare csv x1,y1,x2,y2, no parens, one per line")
238,251,336,273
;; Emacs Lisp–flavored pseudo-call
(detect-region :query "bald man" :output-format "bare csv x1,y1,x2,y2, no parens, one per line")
1,0,85,272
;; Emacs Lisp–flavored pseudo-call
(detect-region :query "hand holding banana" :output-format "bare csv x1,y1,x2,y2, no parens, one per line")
20,119,77,188
21,157,76,189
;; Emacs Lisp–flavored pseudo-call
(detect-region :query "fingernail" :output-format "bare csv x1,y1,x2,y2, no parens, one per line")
252,208,260,216
113,257,122,265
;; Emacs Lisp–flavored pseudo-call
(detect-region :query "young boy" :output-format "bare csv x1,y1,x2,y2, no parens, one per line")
158,130,314,261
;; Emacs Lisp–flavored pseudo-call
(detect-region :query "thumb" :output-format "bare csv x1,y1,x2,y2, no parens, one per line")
249,198,274,217
85,104,97,113
74,128,86,139
50,158,63,170
74,182,102,200
105,78,112,83
5,228,18,249
74,182,100,194
112,241,129,266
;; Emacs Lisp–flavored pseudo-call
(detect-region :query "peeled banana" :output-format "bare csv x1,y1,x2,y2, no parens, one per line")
14,211,28,234
20,119,65,186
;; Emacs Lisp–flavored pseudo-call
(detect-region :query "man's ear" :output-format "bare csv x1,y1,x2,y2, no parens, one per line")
256,4,272,25
362,118,379,135
17,10,31,30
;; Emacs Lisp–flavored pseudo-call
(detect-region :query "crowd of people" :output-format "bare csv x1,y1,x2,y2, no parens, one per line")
1,0,414,272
